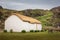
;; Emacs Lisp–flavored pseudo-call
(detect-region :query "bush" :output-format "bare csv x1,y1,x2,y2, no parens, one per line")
4,30,7,33
10,29,13,33
21,30,26,33
41,30,44,32
30,30,34,32
35,30,40,32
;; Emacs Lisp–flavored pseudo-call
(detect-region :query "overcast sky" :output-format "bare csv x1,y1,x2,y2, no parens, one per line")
0,0,60,10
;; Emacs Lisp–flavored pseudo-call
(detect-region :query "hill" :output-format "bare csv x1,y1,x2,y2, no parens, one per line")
51,6,60,27
0,6,53,29
19,9,53,27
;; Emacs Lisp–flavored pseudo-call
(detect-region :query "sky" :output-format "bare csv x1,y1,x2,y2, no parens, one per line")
0,0,60,10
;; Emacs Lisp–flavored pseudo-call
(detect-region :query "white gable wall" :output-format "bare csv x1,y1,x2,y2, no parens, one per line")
5,15,42,32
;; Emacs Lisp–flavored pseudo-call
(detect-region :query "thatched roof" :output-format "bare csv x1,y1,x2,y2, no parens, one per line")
13,13,41,24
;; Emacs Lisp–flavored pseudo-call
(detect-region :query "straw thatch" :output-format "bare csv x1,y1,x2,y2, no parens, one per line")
13,13,41,24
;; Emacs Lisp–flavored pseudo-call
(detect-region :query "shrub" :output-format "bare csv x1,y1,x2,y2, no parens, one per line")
41,30,44,32
4,30,7,33
10,29,13,33
35,30,40,32
21,30,26,33
30,30,34,32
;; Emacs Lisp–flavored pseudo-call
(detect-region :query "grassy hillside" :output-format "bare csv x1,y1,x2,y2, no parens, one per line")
0,6,53,29
0,32,60,40
50,6,60,27
36,11,53,27
19,9,53,27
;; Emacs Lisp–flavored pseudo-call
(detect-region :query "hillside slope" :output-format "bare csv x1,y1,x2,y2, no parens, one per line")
50,6,60,27
0,6,53,29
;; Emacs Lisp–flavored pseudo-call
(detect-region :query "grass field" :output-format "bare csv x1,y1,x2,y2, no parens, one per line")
0,32,60,40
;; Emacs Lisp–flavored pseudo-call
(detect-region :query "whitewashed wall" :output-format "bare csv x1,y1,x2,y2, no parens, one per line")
5,15,42,32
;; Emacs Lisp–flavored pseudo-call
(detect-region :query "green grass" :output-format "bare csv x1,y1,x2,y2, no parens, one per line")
0,32,60,40
36,11,53,27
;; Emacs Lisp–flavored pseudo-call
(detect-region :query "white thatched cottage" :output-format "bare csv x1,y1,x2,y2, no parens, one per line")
5,13,42,32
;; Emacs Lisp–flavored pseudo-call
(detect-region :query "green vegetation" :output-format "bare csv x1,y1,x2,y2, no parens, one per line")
21,30,26,33
34,30,40,32
0,32,60,40
51,6,60,27
30,30,40,32
3,30,7,33
0,6,60,29
36,11,53,27
30,30,34,32
0,7,53,29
